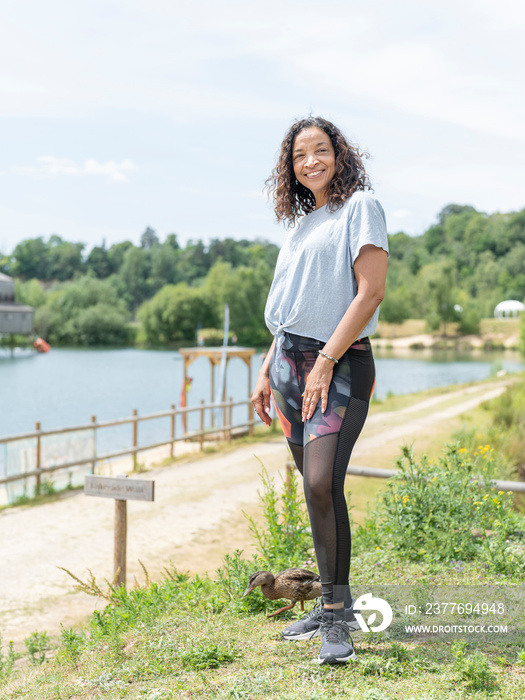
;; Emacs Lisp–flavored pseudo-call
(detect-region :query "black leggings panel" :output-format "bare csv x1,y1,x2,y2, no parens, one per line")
269,332,375,606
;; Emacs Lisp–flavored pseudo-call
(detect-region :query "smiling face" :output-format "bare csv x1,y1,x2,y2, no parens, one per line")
292,126,336,209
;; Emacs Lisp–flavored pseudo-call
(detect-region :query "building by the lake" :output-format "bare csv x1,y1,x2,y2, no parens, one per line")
0,273,34,336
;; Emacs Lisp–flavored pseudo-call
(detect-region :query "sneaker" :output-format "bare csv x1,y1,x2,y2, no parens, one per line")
317,613,356,664
282,603,360,641
282,602,324,640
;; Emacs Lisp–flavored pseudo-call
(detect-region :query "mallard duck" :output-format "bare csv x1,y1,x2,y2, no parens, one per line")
243,568,321,617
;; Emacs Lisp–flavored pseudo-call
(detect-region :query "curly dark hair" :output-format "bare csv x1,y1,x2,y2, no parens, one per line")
265,117,372,228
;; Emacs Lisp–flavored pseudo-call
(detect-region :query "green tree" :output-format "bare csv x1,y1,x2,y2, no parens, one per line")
380,285,411,326
149,244,180,292
0,252,10,274
423,224,446,255
47,235,85,281
204,260,273,345
520,314,525,359
420,260,458,335
140,227,160,249
246,241,280,271
176,241,210,282
86,241,112,278
165,233,180,250
118,247,152,311
454,291,482,335
14,278,46,308
44,276,129,345
107,241,134,273
138,283,219,344
11,237,50,279
437,203,477,225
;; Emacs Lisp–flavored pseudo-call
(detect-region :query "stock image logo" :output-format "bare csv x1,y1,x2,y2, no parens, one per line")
353,593,393,632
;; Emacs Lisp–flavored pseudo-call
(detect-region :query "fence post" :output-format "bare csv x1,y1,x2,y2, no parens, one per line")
200,399,205,451
228,396,233,443
91,415,97,474
170,403,175,459
114,490,127,587
132,409,138,471
35,421,41,495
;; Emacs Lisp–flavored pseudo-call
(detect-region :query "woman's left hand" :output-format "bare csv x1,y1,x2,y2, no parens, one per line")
302,355,335,421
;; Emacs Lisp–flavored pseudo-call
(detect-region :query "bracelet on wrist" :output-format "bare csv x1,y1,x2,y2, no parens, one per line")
318,350,338,364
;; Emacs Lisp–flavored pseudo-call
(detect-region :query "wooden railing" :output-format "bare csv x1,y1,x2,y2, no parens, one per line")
345,465,525,493
0,398,255,490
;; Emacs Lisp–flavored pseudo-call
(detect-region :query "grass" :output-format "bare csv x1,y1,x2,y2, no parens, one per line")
3,558,525,699
375,319,427,339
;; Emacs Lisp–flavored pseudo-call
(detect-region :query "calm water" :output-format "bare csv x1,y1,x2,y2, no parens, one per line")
0,347,523,445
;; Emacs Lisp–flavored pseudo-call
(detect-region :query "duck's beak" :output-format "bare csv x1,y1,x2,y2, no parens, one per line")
243,585,255,597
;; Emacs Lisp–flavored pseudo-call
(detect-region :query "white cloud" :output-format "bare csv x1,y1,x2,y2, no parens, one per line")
14,157,138,183
391,209,412,219
1,0,524,140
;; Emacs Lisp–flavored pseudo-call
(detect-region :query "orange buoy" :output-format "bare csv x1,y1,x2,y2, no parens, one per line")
34,338,51,353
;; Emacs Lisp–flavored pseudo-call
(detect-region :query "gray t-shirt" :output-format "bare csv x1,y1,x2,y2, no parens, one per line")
264,191,389,368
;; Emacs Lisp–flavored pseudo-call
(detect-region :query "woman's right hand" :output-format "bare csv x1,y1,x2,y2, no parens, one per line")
251,373,272,426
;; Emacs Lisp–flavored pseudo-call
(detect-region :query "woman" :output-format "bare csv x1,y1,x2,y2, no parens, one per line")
251,117,388,665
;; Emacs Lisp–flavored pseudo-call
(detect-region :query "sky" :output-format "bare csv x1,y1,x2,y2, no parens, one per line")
1,0,525,254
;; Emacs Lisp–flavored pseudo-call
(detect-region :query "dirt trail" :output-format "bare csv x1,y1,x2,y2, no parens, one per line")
0,379,510,646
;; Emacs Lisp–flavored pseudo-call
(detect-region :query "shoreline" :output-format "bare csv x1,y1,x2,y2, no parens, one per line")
373,333,521,352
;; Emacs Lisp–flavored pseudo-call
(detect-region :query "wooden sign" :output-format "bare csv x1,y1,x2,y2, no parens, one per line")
84,474,155,588
84,475,154,502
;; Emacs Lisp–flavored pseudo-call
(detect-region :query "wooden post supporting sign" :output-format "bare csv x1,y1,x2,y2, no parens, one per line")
84,474,155,587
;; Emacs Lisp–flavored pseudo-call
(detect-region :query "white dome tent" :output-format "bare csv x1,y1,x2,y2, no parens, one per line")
494,300,525,318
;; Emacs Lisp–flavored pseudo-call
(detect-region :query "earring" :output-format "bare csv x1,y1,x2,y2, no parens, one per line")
295,179,298,185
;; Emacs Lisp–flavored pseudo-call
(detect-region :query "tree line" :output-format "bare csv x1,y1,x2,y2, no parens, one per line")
382,204,525,334
0,229,279,347
2,202,525,347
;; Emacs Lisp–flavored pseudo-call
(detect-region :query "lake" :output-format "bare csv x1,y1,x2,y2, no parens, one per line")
0,346,522,445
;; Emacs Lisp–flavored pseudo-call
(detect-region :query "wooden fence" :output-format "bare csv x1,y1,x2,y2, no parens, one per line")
0,398,255,492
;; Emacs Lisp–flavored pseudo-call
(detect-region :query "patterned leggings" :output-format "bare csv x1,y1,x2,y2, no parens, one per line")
269,332,375,606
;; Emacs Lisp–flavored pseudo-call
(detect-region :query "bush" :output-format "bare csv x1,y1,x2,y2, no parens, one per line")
198,328,235,346
0,636,16,680
354,444,525,572
457,307,482,335
75,303,131,346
